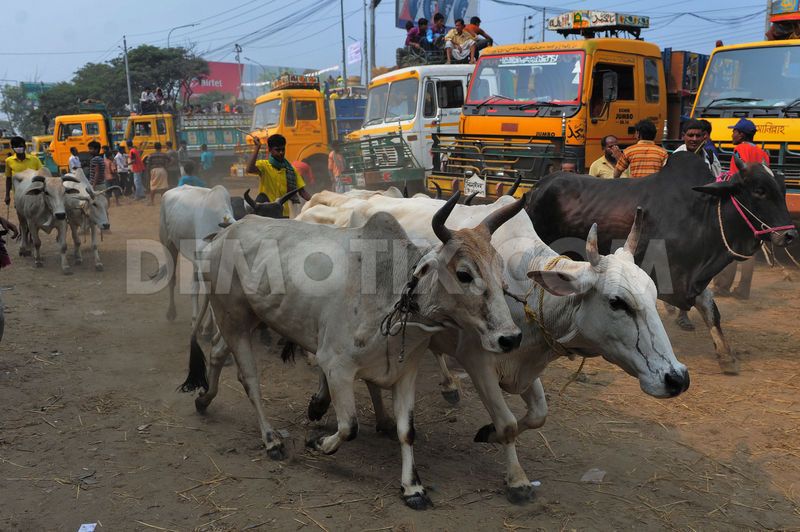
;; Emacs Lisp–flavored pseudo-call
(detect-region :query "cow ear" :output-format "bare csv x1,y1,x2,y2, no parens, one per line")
527,268,593,297
692,180,739,197
25,187,44,196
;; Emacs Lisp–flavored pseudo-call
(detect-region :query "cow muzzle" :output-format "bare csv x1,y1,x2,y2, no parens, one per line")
498,332,523,352
771,228,798,246
663,368,690,397
101,223,110,230
55,212,66,220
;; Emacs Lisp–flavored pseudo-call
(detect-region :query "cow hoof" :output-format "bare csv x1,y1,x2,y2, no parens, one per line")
506,483,536,505
376,418,398,440
194,396,209,413
676,316,695,331
95,263,104,272
166,309,177,322
718,357,740,375
307,395,330,421
402,490,433,511
441,388,460,405
473,423,496,443
305,434,338,455
266,443,288,461
35,262,43,268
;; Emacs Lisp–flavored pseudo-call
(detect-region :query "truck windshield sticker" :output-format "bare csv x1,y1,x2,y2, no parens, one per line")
499,55,558,66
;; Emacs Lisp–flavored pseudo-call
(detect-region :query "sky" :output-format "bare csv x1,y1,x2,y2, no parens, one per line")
0,0,771,85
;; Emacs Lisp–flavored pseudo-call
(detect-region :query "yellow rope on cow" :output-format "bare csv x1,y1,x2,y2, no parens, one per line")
523,254,587,394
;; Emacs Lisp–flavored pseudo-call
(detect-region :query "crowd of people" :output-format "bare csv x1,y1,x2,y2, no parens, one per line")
400,15,493,65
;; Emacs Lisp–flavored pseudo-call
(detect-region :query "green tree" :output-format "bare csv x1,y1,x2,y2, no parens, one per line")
0,85,41,137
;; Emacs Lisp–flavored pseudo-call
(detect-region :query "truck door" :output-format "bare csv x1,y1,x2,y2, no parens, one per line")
640,56,665,143
585,52,640,163
421,77,465,170
285,98,324,163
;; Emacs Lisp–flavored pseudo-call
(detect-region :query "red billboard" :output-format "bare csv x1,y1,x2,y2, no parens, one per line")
188,61,242,96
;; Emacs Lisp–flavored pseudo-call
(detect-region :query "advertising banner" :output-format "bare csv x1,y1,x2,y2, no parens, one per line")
396,0,478,30
188,61,242,96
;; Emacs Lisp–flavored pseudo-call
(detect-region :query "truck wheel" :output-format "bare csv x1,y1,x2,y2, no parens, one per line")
305,155,331,193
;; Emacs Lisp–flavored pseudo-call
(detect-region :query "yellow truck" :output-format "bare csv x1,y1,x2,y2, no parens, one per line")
249,75,366,191
690,5,800,218
429,11,667,199
50,109,111,173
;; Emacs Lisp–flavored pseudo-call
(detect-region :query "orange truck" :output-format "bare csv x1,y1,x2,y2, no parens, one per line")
690,4,800,219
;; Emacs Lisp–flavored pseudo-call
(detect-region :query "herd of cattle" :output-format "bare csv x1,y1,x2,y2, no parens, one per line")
5,153,796,510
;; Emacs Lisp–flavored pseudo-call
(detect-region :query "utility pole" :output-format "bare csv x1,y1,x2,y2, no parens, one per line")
234,44,244,101
363,0,369,84
340,0,348,88
370,0,376,74
764,0,772,37
541,8,546,42
123,35,133,113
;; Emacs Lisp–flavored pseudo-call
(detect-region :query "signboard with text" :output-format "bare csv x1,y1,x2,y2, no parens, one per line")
188,61,242,97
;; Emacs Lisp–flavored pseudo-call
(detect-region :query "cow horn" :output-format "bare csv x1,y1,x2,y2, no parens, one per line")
463,191,478,205
62,175,81,184
243,189,257,209
432,191,460,244
32,175,46,184
402,181,409,198
623,207,644,256
433,182,443,199
278,188,299,205
507,175,522,196
480,193,526,235
586,223,601,267
733,151,746,173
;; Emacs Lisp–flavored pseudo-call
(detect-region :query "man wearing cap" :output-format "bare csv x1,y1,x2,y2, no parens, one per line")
5,136,42,206
729,118,769,169
713,117,769,300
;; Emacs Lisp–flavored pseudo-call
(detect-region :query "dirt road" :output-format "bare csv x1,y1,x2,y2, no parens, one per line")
1,181,799,530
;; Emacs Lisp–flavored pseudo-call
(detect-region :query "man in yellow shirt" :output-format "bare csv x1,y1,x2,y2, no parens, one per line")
5,136,42,206
588,135,629,179
246,134,311,217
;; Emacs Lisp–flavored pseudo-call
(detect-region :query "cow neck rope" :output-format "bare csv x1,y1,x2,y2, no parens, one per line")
716,199,755,260
380,275,420,364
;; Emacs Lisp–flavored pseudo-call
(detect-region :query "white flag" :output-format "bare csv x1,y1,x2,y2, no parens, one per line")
347,41,362,65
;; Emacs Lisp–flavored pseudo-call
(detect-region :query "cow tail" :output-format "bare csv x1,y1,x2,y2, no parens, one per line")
178,335,209,393
280,341,297,364
150,263,169,283
178,292,212,393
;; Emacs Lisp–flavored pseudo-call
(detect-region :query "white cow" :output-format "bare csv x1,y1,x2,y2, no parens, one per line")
12,168,81,274
298,191,689,504
63,174,120,271
181,194,524,509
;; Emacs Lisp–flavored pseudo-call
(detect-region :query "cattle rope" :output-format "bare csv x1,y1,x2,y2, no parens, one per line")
380,275,420,364
717,199,755,260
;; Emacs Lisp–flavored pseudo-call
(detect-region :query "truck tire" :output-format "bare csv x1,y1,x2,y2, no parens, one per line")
305,155,331,193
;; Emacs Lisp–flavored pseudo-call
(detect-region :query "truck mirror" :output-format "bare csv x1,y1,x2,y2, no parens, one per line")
602,71,618,102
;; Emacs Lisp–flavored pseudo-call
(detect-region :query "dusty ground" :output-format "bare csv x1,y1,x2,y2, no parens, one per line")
1,178,799,531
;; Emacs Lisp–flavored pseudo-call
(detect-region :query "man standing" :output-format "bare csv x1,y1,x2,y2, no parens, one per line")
87,141,105,188
588,135,630,179
128,141,146,201
144,142,170,206
445,18,477,64
115,145,131,196
713,118,769,300
328,141,346,193
246,134,311,218
613,120,668,178
165,141,180,189
200,144,215,180
672,118,722,177
465,16,493,54
4,136,42,206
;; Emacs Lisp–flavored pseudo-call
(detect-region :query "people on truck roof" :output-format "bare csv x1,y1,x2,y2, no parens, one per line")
445,18,477,64
465,16,493,54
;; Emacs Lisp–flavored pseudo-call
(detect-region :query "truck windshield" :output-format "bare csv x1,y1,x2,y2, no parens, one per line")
253,99,282,129
696,46,800,110
363,78,419,126
467,52,584,105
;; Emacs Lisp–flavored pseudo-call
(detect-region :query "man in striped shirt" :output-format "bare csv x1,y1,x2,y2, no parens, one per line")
613,119,668,178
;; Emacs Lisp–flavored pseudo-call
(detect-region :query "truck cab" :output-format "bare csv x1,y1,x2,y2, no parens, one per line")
250,75,333,189
691,38,800,218
124,114,176,160
50,113,110,173
429,11,666,199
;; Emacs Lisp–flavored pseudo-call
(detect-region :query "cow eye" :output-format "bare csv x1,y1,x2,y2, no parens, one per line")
754,186,766,197
609,296,632,313
456,270,474,284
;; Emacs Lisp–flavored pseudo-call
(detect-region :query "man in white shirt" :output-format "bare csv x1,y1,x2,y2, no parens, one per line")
672,118,722,177
114,145,131,196
68,147,82,173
